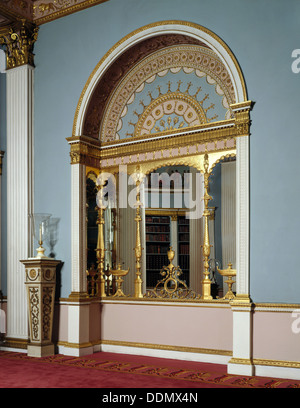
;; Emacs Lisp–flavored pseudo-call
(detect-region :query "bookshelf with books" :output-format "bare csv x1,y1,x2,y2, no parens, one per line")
145,215,171,288
178,216,190,286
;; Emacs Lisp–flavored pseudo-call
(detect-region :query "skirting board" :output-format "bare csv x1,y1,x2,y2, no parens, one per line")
254,364,300,381
100,343,231,365
228,361,300,381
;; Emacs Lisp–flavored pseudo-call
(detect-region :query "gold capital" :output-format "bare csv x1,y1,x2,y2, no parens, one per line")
0,20,38,69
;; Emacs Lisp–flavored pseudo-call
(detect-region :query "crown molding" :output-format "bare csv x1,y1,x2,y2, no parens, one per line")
0,0,109,27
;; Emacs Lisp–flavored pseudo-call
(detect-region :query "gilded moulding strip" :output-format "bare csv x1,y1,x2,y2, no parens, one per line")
100,339,232,357
100,297,231,307
34,0,109,25
230,357,300,370
67,118,241,169
68,101,252,169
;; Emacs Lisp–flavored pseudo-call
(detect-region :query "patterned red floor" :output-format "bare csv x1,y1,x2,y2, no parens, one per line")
0,350,300,389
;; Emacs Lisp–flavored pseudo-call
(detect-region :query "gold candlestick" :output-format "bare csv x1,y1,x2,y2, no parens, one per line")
95,175,106,298
134,166,144,298
217,263,236,300
111,264,129,297
201,153,213,300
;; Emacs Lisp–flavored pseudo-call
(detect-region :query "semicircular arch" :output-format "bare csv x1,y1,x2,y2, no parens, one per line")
72,20,248,139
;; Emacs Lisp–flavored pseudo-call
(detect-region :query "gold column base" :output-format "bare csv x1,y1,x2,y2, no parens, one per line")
134,277,143,298
201,279,213,300
97,274,106,298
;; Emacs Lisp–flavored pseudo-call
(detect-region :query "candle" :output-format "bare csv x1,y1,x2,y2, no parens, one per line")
39,225,42,244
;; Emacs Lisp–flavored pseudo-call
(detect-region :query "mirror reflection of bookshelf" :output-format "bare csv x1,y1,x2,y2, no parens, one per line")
178,216,190,287
145,215,170,288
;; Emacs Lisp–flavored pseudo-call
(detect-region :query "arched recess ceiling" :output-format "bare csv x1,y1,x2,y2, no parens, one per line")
82,33,236,142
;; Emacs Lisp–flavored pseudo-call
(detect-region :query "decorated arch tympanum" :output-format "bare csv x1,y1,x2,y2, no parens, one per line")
67,21,252,305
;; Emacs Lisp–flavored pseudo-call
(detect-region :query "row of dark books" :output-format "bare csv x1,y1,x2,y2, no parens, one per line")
178,217,189,225
178,225,189,233
146,272,161,288
178,233,189,241
179,243,189,254
146,245,169,254
146,216,170,224
178,257,190,269
146,234,170,242
146,255,168,269
146,225,170,233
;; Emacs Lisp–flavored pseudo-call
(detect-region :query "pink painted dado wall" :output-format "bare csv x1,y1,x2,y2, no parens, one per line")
100,301,233,352
253,310,300,363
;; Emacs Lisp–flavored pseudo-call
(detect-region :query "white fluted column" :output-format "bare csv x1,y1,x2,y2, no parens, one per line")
6,65,34,342
189,170,203,294
0,151,4,298
66,161,91,356
221,161,236,292
228,133,253,376
235,136,249,297
70,162,87,296
119,182,136,296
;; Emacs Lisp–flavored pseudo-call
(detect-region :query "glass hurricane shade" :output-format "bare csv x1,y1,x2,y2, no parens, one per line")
32,213,51,244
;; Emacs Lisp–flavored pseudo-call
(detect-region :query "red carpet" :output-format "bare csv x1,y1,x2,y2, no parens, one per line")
1,350,300,389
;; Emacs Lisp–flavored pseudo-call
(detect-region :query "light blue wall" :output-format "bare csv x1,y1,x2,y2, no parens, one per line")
33,0,300,301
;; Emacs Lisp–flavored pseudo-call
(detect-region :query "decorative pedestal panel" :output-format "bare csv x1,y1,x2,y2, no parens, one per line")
21,258,60,357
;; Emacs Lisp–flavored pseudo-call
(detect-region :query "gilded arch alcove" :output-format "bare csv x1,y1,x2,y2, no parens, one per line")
67,20,252,303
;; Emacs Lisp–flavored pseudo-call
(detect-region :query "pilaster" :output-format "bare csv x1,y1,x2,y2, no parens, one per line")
228,101,253,376
70,162,87,296
0,151,4,299
6,64,34,342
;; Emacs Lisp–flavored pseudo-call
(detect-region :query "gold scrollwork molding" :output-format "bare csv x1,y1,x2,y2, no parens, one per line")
0,20,38,69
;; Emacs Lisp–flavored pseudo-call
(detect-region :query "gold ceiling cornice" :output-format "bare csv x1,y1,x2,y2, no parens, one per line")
0,0,109,27
33,0,109,25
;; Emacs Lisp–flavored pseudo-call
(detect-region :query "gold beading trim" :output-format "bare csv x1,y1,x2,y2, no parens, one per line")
34,0,109,25
57,340,95,349
230,357,300,370
229,357,252,365
2,337,29,350
100,297,231,307
100,339,232,357
253,358,300,369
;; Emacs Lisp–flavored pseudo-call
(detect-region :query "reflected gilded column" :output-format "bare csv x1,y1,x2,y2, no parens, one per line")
201,153,213,300
95,174,106,298
134,166,144,298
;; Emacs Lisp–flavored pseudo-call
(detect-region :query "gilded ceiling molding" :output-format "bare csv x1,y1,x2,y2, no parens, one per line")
0,1,32,23
0,19,38,69
33,0,109,25
0,0,109,25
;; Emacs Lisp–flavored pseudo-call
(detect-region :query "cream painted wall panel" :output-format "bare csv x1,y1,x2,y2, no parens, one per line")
101,302,232,352
253,311,300,363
